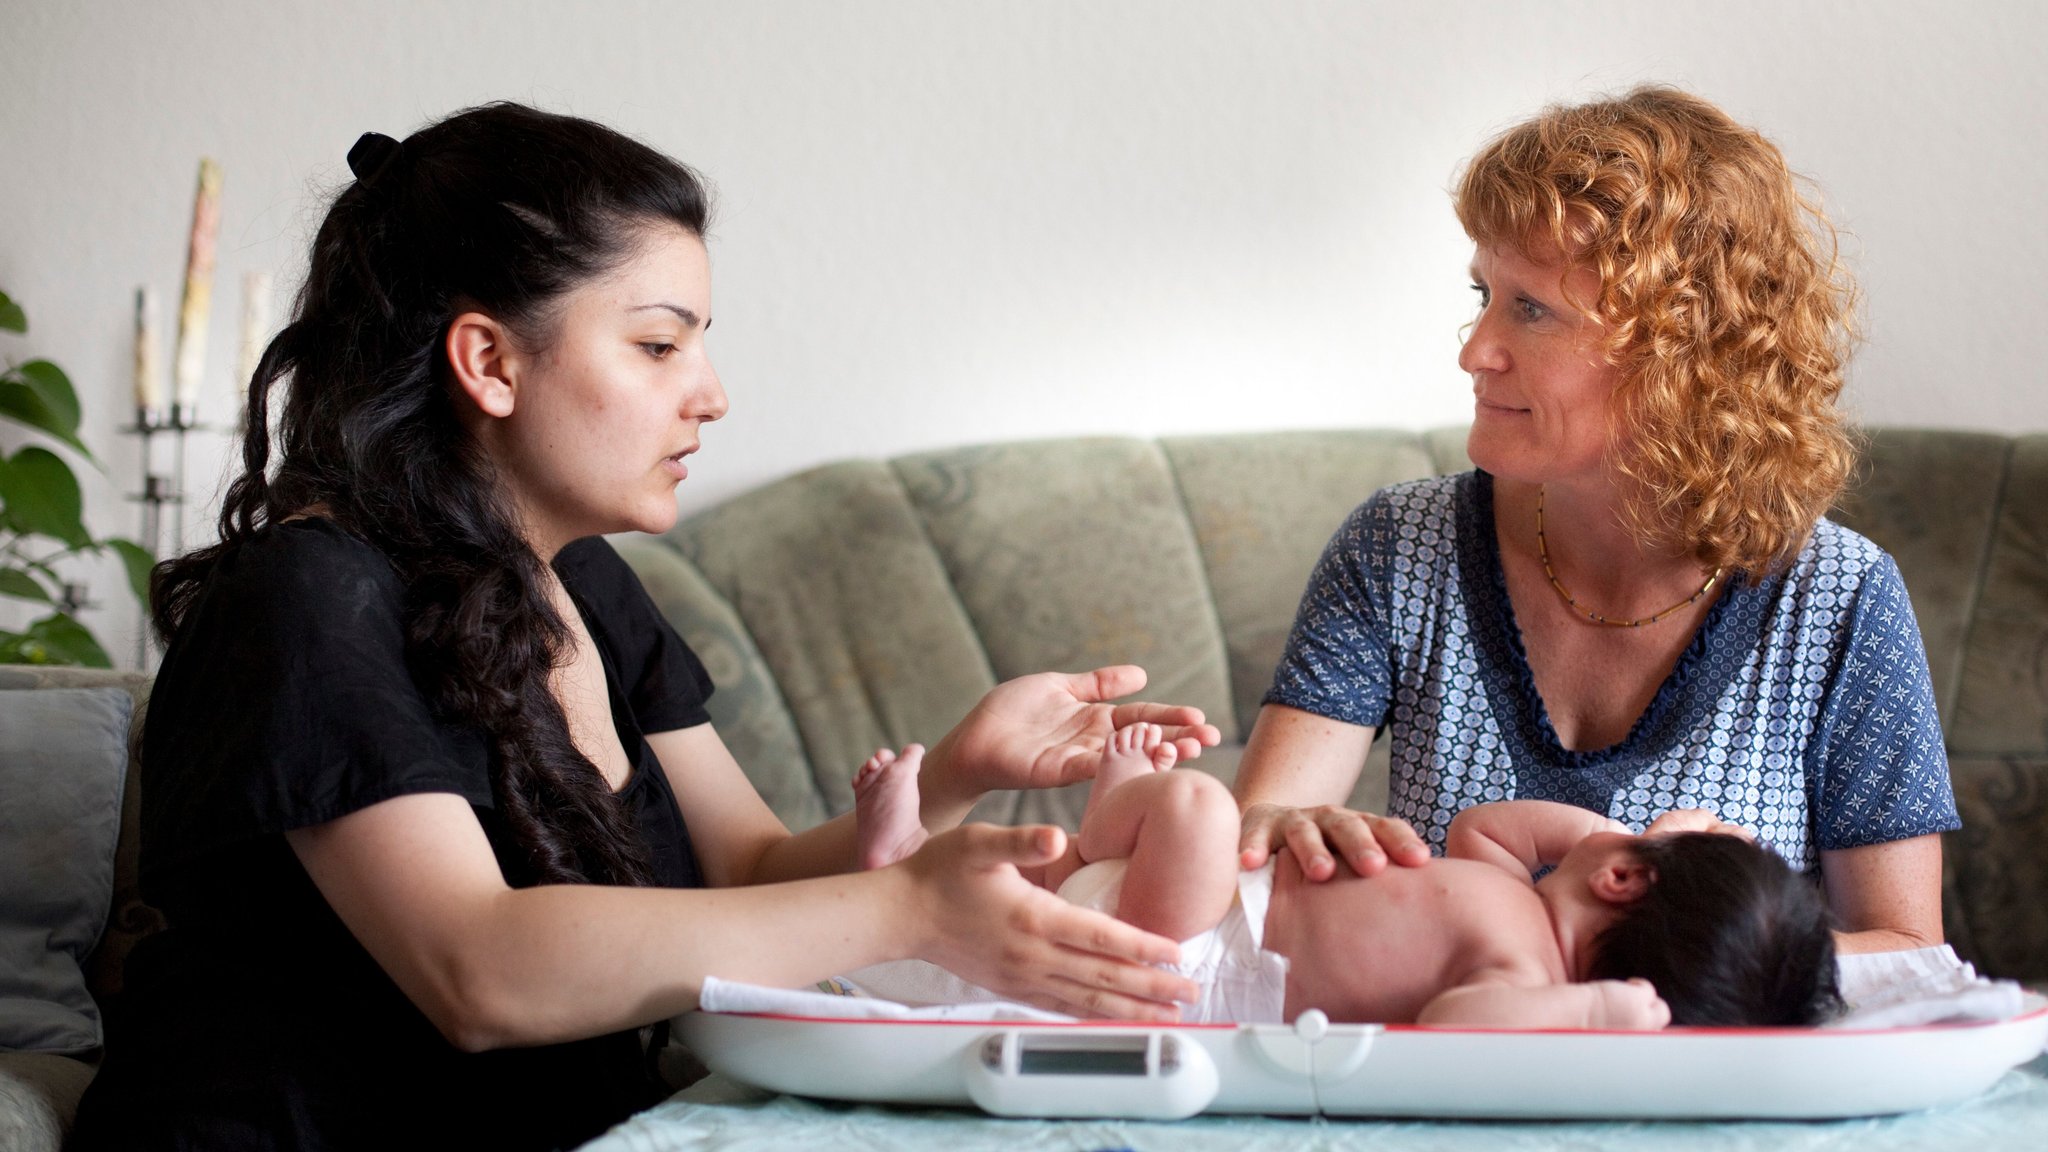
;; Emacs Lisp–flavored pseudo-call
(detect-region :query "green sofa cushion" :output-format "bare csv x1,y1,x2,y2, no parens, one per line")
1952,435,2048,757
0,687,131,1054
894,438,1236,740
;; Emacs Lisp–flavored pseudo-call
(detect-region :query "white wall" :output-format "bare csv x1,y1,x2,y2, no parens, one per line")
3,0,2043,666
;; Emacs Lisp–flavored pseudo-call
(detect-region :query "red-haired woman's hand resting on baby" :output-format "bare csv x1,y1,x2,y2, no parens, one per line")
1238,803,1432,880
897,822,1197,1021
1588,978,1673,1030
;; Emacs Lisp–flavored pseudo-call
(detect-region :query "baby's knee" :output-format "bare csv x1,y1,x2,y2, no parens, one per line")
1151,770,1238,834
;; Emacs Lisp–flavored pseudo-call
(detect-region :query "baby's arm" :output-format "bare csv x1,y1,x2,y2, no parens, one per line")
1445,800,1630,880
1417,971,1670,1031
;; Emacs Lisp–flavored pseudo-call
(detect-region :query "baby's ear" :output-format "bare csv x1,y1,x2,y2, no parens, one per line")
1589,858,1656,905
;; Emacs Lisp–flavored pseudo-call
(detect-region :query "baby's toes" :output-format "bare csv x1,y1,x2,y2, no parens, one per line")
1150,741,1179,773
853,749,894,792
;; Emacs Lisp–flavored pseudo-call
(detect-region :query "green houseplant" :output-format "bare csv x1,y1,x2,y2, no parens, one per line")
0,288,151,666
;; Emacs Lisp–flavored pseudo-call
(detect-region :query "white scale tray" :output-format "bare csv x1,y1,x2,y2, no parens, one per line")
680,995,2048,1121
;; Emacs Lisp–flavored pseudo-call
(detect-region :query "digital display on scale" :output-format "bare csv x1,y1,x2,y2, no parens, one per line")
1017,1047,1150,1076
1015,1036,1152,1076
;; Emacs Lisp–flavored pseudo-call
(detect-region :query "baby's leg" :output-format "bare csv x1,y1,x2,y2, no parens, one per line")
1042,724,1179,892
853,745,929,870
1083,722,1179,826
1075,766,1241,943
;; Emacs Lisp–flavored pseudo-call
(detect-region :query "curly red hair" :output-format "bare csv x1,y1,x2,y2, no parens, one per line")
1455,86,1858,576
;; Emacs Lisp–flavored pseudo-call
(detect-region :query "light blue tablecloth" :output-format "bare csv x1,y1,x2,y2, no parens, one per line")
582,1053,2048,1152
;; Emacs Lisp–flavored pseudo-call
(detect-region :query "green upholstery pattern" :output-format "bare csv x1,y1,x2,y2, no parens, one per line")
1161,430,1438,735
894,439,1235,738
1952,436,2048,757
668,461,998,818
1944,757,2048,979
609,537,825,831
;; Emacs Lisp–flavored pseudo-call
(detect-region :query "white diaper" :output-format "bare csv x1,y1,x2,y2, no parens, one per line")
1056,859,1291,1024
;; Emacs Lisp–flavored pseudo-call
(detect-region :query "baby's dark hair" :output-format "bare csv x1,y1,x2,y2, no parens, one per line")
1588,832,1841,1026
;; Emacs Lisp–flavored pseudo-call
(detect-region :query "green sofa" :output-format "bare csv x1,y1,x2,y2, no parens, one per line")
5,426,2045,1149
615,425,2048,980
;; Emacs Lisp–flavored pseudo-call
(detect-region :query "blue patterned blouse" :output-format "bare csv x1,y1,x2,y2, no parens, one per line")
1265,471,1959,869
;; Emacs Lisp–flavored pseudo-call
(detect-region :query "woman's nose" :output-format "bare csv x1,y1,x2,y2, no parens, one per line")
690,360,729,423
1458,308,1508,377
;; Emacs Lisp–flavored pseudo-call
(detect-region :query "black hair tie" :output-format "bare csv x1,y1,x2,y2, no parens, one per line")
346,132,403,185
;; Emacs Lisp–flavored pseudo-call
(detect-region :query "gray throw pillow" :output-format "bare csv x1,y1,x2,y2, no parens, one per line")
0,687,132,1054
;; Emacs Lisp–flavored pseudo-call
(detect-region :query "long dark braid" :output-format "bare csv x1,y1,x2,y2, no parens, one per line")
153,103,711,886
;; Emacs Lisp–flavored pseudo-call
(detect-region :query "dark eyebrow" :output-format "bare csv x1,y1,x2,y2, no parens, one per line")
629,302,702,328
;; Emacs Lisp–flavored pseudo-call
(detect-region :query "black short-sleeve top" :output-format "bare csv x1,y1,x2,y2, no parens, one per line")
72,519,715,1152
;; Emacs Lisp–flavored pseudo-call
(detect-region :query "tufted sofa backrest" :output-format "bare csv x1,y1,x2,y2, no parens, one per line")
621,427,1476,829
623,428,2038,804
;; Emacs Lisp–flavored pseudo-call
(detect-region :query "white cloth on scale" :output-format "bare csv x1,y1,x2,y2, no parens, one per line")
698,937,2032,1036
1829,944,2031,1031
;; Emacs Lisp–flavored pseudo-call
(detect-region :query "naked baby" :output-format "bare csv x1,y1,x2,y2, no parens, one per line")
852,726,1841,1029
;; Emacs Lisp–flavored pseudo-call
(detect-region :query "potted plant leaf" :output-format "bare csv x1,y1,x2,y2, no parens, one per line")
0,288,152,665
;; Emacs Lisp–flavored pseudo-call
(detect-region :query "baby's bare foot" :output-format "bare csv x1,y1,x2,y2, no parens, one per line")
854,744,929,870
1085,724,1179,814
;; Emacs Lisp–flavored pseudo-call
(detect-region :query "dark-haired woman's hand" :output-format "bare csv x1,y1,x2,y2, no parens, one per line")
918,665,1221,826
900,822,1196,1020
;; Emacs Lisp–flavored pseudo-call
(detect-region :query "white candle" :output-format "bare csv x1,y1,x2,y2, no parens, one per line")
133,286,163,413
172,158,223,412
238,271,272,390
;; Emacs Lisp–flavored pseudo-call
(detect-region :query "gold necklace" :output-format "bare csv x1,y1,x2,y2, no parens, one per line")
1535,486,1723,628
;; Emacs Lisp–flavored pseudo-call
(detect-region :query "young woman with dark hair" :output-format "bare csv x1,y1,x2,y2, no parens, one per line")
70,103,1218,1151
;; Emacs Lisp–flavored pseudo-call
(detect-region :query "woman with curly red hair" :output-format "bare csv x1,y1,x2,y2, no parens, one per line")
1236,86,1953,955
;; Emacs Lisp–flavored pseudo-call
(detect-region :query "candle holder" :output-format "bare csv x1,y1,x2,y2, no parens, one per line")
123,403,202,665
55,580,96,618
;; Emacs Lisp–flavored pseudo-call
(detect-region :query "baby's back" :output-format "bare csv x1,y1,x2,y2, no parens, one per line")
1264,852,1562,1024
